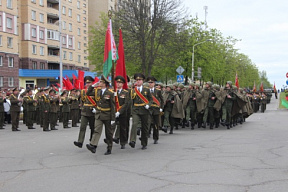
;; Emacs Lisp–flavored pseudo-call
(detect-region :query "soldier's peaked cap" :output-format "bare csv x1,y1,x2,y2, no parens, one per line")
12,87,19,92
84,76,94,83
100,75,110,84
146,76,157,82
115,75,126,83
134,73,145,80
49,89,56,93
43,86,50,91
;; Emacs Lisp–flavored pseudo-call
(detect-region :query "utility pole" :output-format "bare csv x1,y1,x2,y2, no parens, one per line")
203,6,208,29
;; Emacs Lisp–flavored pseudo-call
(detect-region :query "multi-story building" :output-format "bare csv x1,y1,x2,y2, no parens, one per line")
0,0,94,90
0,0,19,89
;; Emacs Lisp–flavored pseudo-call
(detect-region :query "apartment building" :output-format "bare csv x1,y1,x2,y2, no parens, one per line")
0,0,19,89
0,0,93,90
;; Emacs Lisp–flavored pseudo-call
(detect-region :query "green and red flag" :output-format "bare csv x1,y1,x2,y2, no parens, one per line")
103,19,118,77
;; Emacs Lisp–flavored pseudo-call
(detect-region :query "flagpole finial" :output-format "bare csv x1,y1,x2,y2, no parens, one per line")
108,10,112,18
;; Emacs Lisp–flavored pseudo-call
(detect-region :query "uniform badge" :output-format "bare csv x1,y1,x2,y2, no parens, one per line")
120,94,126,98
104,95,110,100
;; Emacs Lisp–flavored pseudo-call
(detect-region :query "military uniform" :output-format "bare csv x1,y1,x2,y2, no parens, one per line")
74,76,97,148
162,85,176,133
23,90,37,129
49,89,59,130
202,82,216,129
129,73,152,149
9,88,22,131
0,94,4,129
70,90,80,127
41,88,51,131
86,75,115,155
61,91,70,128
221,81,236,129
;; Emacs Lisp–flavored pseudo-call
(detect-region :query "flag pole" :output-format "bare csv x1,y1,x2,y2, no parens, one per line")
108,10,115,88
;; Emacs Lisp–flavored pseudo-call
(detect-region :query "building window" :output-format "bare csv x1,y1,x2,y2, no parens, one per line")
0,56,3,66
78,55,81,63
68,9,72,17
83,10,86,14
7,37,13,48
77,28,80,36
32,61,37,69
8,57,13,67
84,43,87,47
0,15,2,26
68,38,72,46
40,46,44,55
83,17,86,21
78,42,81,49
83,23,86,28
62,36,66,44
62,6,66,15
84,30,87,34
7,0,12,9
6,17,12,29
8,77,14,87
39,0,44,6
39,30,44,39
32,10,36,20
69,52,73,60
0,76,3,87
32,28,36,37
40,13,44,23
68,0,72,2
84,63,87,67
77,14,80,22
40,62,45,69
84,36,87,41
77,1,80,9
63,51,66,59
0,35,2,46
31,0,36,3
83,3,86,8
62,21,66,30
69,23,72,31
32,45,37,54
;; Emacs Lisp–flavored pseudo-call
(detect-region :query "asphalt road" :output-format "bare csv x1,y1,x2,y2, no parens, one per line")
1,96,288,192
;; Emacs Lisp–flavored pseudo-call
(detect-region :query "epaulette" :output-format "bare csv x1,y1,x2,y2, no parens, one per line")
123,89,128,92
95,87,101,89
143,86,149,89
108,89,114,93
156,88,161,91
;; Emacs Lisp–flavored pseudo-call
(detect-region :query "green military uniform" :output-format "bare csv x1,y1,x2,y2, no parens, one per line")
41,88,51,131
86,75,115,155
9,88,21,131
129,73,153,149
23,92,37,129
182,83,197,129
49,90,59,130
162,85,176,133
113,76,130,148
222,81,236,129
70,90,80,127
61,92,70,128
202,82,216,129
21,92,27,125
74,76,97,148
0,94,4,129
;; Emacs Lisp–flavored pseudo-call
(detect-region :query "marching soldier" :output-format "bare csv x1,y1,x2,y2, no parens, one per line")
0,90,4,129
9,87,23,131
147,76,164,144
202,81,216,129
182,82,197,129
162,85,175,133
49,89,59,130
70,89,80,127
129,73,152,150
113,75,130,149
86,75,115,155
41,87,51,131
23,89,37,129
74,76,97,148
61,91,70,128
221,81,236,129
35,89,42,125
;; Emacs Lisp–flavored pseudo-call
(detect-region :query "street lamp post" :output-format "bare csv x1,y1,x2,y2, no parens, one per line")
59,0,63,93
191,39,211,82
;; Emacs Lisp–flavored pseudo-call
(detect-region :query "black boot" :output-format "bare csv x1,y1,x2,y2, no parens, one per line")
202,122,206,128
191,123,194,130
169,127,173,134
182,120,186,128
210,123,214,130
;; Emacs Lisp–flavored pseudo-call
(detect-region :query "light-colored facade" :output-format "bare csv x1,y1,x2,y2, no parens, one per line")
0,0,90,90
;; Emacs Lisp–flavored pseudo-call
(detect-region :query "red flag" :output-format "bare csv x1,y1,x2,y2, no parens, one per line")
52,84,59,92
78,70,85,89
115,28,128,89
72,74,78,89
252,81,256,92
64,75,73,90
56,83,61,87
92,77,99,84
235,72,239,89
260,82,264,92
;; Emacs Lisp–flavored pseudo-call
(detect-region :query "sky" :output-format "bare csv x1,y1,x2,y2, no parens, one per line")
182,0,288,90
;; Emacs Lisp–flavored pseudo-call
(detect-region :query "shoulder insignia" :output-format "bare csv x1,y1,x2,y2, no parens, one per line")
156,88,161,91
123,89,128,92
108,89,114,93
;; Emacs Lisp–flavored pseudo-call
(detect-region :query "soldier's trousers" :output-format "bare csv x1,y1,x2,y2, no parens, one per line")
222,104,232,125
23,110,26,125
49,112,57,129
113,115,128,145
203,107,214,124
78,115,95,143
42,111,49,131
163,110,172,127
35,108,40,124
130,113,149,146
70,109,79,126
10,111,20,130
91,119,113,150
62,112,69,127
26,111,35,128
0,112,4,128
150,114,160,141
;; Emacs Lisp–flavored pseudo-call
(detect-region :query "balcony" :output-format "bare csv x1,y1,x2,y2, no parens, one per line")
47,0,59,3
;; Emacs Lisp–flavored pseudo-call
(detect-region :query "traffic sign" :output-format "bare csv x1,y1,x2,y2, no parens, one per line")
177,75,184,83
286,72,288,78
286,79,288,85
176,66,184,74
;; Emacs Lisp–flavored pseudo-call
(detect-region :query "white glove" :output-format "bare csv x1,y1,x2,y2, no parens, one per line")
92,108,96,113
160,108,163,112
145,105,149,109
115,112,120,118
92,83,97,87
111,121,115,125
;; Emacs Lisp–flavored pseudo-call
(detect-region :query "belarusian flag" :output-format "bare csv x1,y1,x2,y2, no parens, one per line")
235,72,239,89
103,19,118,77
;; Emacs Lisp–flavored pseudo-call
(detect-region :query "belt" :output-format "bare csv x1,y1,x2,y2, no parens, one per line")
134,103,146,106
151,104,160,108
84,104,93,106
97,106,111,111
